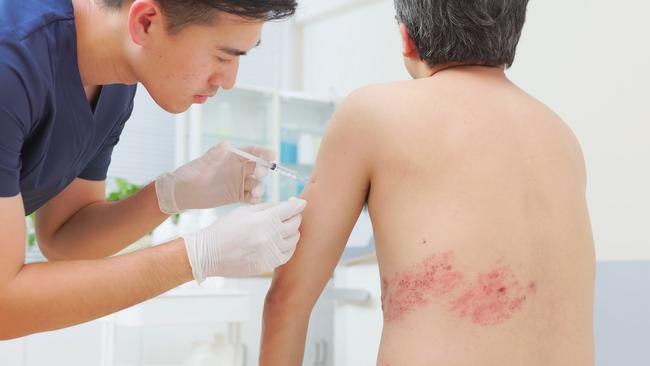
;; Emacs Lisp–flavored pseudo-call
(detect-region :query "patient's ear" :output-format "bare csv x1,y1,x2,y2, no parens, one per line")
399,24,419,59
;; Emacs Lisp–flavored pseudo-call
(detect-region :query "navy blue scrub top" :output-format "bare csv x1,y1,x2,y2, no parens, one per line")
0,0,137,215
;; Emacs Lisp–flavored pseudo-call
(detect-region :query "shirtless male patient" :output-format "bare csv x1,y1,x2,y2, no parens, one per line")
261,0,595,365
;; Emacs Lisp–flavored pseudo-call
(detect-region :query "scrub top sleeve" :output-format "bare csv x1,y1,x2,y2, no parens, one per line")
0,57,32,197
77,100,134,181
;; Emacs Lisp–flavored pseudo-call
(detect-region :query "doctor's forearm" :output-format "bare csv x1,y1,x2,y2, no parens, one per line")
40,183,168,260
0,238,192,340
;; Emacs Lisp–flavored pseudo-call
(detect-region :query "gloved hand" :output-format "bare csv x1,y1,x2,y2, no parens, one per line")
155,141,274,214
182,198,307,283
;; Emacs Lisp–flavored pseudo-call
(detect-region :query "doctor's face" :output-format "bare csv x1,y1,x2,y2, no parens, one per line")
138,12,263,113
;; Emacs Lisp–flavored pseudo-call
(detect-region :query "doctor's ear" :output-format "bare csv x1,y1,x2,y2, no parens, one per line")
399,24,419,59
127,0,164,46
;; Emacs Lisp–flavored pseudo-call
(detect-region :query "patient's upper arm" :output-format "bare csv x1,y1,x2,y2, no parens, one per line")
269,89,375,304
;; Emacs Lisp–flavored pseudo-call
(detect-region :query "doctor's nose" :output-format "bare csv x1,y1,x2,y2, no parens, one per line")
209,60,240,90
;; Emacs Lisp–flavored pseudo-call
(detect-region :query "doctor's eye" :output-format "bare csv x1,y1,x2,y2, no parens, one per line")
216,56,233,64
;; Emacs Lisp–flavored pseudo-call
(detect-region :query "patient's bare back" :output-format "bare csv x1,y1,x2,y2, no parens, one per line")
360,67,594,366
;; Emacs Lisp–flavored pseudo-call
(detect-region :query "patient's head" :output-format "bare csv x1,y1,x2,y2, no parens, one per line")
394,0,529,76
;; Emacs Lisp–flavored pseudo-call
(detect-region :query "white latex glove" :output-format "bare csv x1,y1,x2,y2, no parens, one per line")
155,141,274,214
182,198,307,283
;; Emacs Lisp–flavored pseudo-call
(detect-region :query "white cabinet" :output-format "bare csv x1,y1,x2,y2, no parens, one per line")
0,282,251,366
332,260,383,366
0,338,23,365
276,94,333,201
196,87,275,152
177,85,337,207
0,322,104,366
103,284,251,366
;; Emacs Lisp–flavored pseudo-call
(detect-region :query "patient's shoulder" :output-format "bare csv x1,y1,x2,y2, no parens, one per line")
319,83,411,168
344,80,415,106
334,80,415,127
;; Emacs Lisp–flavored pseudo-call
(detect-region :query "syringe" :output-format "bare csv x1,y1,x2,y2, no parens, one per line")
229,147,308,183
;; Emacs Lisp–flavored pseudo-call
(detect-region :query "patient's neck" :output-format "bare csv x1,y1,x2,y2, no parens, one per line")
416,63,506,79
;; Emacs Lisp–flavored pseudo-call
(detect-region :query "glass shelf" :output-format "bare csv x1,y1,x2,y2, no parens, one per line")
278,177,308,201
280,98,333,134
278,97,333,170
280,124,327,135
202,132,269,151
282,163,315,169
184,85,336,203
201,88,274,146
176,86,374,264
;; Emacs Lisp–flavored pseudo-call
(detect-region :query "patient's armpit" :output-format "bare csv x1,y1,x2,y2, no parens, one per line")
381,252,537,325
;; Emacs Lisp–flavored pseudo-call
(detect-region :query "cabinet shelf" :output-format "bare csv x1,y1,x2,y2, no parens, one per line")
280,124,326,135
202,132,268,148
179,86,336,202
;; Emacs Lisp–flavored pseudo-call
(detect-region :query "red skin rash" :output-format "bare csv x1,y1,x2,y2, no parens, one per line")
381,251,464,321
450,265,537,325
381,252,537,325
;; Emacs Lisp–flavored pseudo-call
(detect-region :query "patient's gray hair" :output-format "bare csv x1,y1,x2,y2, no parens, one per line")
394,0,529,68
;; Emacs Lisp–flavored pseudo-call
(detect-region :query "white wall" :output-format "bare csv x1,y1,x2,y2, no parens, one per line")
107,86,177,186
297,0,409,98
297,0,650,261
236,21,294,90
507,0,650,261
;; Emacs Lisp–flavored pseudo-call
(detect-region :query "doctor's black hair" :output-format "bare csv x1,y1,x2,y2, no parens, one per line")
99,0,297,33
394,0,529,68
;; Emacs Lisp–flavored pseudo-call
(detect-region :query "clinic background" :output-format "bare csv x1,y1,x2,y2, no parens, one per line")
2,0,649,365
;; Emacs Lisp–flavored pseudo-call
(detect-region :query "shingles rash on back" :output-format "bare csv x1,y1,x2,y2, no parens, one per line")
381,248,537,326
381,251,464,321
450,265,537,326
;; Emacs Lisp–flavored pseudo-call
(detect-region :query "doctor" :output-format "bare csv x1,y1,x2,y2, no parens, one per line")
0,0,305,340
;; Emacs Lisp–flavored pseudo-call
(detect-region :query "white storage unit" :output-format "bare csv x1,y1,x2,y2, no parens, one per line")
176,85,337,210
103,285,251,366
0,282,251,366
